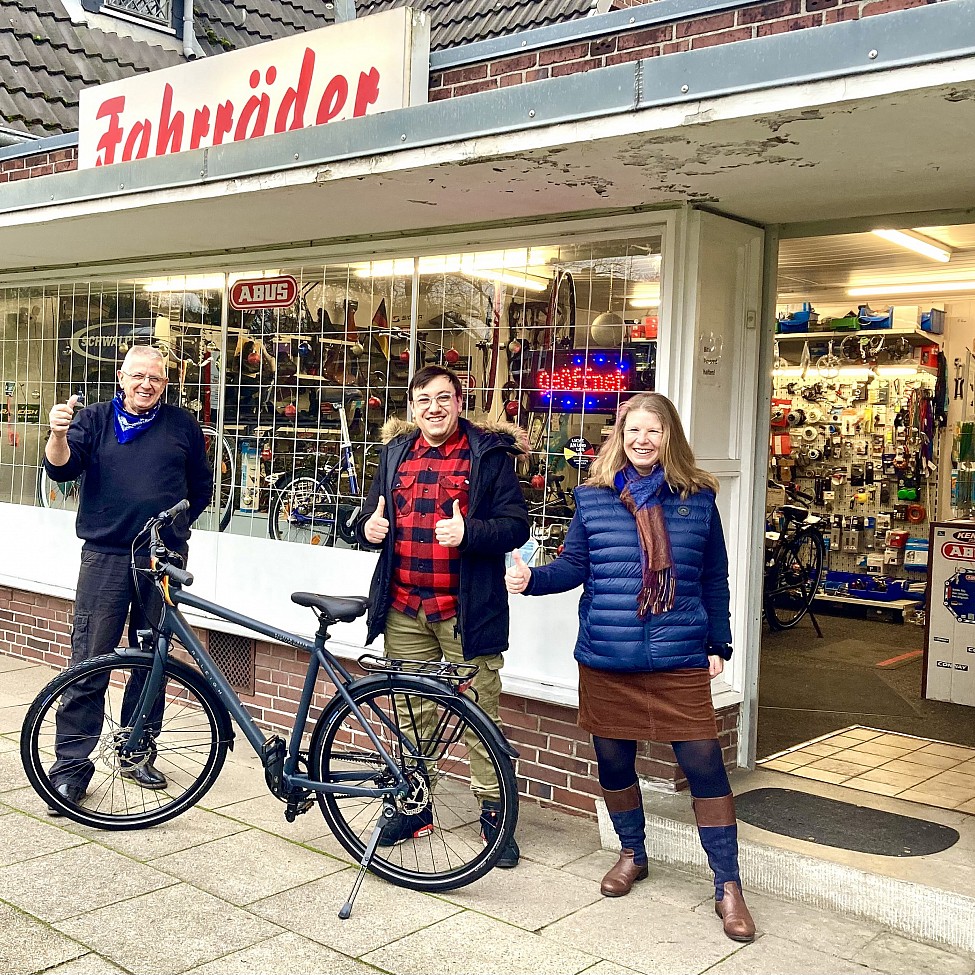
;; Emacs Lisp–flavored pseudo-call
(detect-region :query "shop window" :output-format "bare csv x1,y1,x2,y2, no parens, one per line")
1,228,664,560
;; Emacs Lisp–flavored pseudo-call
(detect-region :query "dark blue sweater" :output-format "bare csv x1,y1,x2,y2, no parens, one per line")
43,402,213,553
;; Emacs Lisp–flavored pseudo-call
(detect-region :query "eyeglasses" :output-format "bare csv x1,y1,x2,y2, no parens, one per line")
120,370,167,387
413,392,456,411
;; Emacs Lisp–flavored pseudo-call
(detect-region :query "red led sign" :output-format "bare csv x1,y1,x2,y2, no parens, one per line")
530,350,633,413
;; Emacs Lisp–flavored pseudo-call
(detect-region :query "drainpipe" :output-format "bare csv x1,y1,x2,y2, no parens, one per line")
182,0,197,59
333,0,356,22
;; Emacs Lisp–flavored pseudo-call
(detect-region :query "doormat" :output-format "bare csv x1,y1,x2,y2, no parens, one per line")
735,787,959,856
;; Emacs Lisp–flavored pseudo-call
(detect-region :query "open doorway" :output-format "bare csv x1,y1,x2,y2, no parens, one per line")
757,224,975,815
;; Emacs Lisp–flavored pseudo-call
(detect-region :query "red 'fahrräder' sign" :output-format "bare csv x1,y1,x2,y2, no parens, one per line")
77,9,429,169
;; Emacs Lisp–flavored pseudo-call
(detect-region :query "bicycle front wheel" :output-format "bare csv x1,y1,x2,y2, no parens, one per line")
21,653,231,829
309,675,518,892
268,474,337,545
764,529,825,630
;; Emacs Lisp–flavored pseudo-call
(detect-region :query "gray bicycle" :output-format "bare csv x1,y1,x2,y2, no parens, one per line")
21,502,518,916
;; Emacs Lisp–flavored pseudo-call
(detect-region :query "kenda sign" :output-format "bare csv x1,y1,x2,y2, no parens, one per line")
77,8,429,169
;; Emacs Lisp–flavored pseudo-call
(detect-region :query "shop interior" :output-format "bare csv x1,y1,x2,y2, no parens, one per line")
759,224,975,816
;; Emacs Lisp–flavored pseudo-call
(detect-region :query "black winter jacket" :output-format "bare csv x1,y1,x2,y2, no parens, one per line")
356,416,530,659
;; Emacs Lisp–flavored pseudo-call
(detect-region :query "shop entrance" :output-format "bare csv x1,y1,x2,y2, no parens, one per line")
757,224,975,816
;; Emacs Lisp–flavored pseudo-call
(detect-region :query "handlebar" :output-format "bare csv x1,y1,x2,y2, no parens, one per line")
155,499,190,524
768,479,814,506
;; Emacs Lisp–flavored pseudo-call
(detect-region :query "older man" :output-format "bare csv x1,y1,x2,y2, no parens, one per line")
43,345,212,810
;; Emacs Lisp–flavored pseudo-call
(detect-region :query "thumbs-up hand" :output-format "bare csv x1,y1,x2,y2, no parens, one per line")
49,394,80,438
364,495,390,544
505,548,531,594
435,499,465,548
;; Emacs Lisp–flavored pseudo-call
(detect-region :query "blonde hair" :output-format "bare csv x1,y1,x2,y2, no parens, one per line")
586,392,719,497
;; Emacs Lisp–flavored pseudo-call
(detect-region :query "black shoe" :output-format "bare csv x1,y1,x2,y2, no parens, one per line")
377,808,434,847
47,781,86,817
120,759,168,790
480,802,520,868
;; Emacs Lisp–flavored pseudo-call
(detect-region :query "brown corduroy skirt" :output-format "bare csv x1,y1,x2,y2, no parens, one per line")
577,663,718,741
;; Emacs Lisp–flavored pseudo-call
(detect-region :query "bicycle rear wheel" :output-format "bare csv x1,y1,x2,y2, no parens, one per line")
268,474,337,545
21,653,231,829
764,529,825,630
200,425,235,532
37,467,82,512
309,674,518,892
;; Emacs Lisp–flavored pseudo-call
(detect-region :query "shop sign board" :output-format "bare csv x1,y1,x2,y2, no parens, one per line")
942,541,975,562
78,8,430,169
230,275,298,310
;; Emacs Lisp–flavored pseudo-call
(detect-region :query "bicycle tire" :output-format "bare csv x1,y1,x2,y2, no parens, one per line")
37,466,82,512
21,653,232,830
267,473,337,545
201,425,235,532
309,674,518,892
763,529,825,630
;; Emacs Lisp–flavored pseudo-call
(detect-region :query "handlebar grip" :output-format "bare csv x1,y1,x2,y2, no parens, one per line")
164,564,194,587
157,499,191,524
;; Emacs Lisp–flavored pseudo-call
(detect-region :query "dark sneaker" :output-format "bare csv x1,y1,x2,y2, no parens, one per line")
377,808,434,847
480,803,520,869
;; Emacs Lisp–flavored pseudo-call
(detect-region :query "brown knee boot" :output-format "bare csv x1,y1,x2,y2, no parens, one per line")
692,794,756,943
600,783,649,897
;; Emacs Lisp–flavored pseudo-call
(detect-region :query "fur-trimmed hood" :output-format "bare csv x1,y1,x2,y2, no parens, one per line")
379,415,528,455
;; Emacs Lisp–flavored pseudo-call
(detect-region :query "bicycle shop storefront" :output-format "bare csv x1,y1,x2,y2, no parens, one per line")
7,2,975,814
0,197,763,811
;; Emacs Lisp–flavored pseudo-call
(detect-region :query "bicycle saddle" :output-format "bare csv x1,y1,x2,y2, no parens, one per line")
780,504,810,523
291,593,369,622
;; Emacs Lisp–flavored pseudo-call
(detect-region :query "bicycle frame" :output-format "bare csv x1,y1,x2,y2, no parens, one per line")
122,584,412,802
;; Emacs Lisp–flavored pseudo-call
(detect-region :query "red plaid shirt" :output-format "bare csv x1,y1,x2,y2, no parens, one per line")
389,427,471,623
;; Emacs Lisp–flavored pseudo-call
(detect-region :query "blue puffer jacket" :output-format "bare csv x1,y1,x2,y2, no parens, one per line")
526,482,732,673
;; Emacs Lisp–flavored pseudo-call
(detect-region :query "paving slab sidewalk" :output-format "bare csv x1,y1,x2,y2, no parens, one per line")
2,656,974,975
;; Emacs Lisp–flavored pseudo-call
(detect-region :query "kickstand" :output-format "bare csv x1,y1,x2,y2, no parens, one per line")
807,605,823,639
338,805,394,920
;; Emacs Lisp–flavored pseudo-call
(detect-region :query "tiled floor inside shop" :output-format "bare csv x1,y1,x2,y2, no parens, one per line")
759,726,975,813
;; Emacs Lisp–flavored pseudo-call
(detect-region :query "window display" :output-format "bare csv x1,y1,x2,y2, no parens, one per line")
0,231,663,558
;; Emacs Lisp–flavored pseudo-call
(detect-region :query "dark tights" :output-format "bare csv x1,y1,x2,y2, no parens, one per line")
592,735,731,798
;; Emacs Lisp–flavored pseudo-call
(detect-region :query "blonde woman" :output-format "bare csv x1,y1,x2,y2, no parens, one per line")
506,392,755,942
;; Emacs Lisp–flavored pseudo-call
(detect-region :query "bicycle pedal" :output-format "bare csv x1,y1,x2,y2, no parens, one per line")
285,797,314,822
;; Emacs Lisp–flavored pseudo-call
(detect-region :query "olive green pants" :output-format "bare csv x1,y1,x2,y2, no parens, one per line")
384,607,504,802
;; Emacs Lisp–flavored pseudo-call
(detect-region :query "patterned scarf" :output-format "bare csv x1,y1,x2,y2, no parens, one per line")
614,464,676,617
113,390,162,444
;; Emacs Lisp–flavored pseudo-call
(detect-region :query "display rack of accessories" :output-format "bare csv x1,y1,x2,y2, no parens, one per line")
770,330,942,620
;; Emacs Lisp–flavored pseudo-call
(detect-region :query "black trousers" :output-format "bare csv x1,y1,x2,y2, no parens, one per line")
51,545,187,788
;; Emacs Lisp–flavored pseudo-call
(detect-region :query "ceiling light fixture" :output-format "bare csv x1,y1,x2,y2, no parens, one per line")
871,229,952,263
353,256,548,291
143,274,225,292
628,297,660,309
849,280,975,297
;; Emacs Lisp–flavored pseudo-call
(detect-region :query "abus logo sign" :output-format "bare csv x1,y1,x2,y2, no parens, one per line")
942,542,975,561
230,275,298,311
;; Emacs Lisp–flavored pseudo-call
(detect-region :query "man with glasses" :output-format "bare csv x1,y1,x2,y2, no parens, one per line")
357,364,529,867
43,345,212,812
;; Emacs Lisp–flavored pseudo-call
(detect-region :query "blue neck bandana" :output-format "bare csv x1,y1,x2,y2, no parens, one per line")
113,390,162,444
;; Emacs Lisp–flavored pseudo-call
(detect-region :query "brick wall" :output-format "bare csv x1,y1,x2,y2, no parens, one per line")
0,582,740,817
0,146,78,183
429,0,947,99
